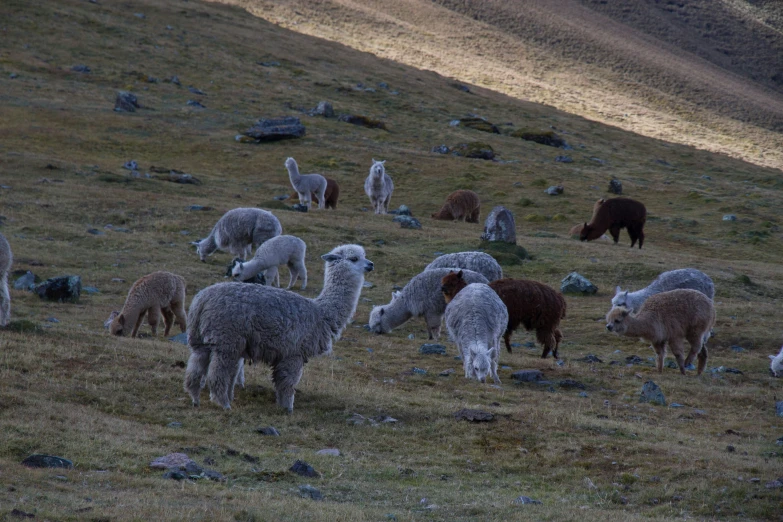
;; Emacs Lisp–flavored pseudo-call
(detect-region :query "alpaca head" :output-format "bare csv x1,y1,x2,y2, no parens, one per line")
370,159,386,177
611,286,630,308
569,223,585,237
605,306,631,334
229,258,246,280
109,312,127,336
579,222,592,242
441,270,467,304
368,304,391,334
284,157,297,171
105,311,120,330
470,350,491,383
321,244,374,283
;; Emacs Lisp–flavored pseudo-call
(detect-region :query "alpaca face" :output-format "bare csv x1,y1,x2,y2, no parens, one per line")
110,313,126,336
579,223,593,242
470,352,491,383
611,286,630,308
440,270,466,304
368,306,390,334
322,244,374,276
605,307,630,334
370,159,386,177
285,157,297,170
230,260,245,280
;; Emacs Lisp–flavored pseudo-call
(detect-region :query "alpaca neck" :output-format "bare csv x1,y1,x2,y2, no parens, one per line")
369,169,384,189
239,257,268,280
381,297,413,329
200,234,217,255
314,268,364,337
623,315,660,342
287,162,301,185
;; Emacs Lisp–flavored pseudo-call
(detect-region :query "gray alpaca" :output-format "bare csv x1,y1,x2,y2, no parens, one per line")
445,283,508,384
195,207,282,262
285,157,327,210
0,232,12,327
231,234,307,290
612,268,714,311
368,268,488,340
364,159,394,214
184,244,374,412
425,251,503,281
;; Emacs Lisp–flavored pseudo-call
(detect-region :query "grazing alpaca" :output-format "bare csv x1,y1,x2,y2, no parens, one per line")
185,244,373,411
285,157,327,210
580,197,646,248
441,271,566,358
444,282,508,384
612,268,714,312
230,235,307,290
0,233,12,327
569,198,605,237
431,190,481,223
109,271,187,338
605,289,715,375
425,251,503,281
364,159,394,214
290,177,340,209
194,208,282,262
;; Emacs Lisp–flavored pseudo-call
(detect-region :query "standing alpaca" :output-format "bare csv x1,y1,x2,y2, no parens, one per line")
605,289,715,375
185,244,373,412
444,282,508,384
285,157,327,210
0,232,12,327
231,235,307,290
612,268,714,312
109,271,187,338
290,177,340,209
195,208,282,262
364,159,394,214
580,197,647,248
431,190,481,223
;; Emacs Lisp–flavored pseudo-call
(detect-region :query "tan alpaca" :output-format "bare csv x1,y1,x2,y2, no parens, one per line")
431,190,481,223
110,271,187,338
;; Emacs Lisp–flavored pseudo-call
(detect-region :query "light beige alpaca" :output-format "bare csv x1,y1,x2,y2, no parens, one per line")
110,271,187,338
605,289,715,375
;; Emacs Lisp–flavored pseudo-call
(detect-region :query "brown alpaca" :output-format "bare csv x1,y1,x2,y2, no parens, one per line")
580,197,646,248
291,177,339,209
109,271,187,338
441,272,566,359
605,289,715,375
431,190,480,223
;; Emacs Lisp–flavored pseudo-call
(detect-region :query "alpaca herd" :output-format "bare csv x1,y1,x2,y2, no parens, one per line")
1,157,779,417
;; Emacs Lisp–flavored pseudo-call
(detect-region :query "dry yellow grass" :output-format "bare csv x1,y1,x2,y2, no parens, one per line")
0,0,782,520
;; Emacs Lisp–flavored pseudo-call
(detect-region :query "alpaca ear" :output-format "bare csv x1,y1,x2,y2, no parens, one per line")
379,308,385,316
615,286,621,295
372,158,376,163
117,314,125,326
583,222,588,227
322,253,341,262
457,270,463,279
771,355,777,361
623,291,628,298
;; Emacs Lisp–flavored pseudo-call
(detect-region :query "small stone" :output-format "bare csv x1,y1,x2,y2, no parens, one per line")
749,477,761,483
371,415,398,424
257,426,280,436
513,496,542,505
639,381,666,406
46,317,59,323
111,278,126,283
776,401,783,417
290,460,319,478
150,453,193,470
726,445,735,453
14,271,36,290
407,333,415,340
669,403,684,408
511,370,543,382
9,73,18,79
362,281,374,288
114,91,140,112
560,272,597,295
9,509,33,518
555,155,572,163
730,345,745,353
431,144,450,154
388,205,412,216
439,368,455,377
243,116,306,142
723,214,737,222
167,422,182,428
187,99,205,108
71,64,91,73
299,484,323,500
453,409,494,422
86,228,105,236
316,448,340,457
258,61,281,67
134,12,146,19
578,354,603,363
559,379,586,390
701,175,712,180
766,480,783,489
21,454,74,469
204,470,225,482
169,75,181,86
188,86,205,95
392,215,421,229
123,160,139,171
290,203,309,212
411,367,427,375
312,101,334,117
347,413,367,425
578,392,589,398
82,286,99,295
545,185,564,195
162,470,187,480
608,179,622,194
419,343,447,355
274,194,290,201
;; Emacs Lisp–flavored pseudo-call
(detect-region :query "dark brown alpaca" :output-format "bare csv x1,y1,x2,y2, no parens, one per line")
580,197,646,248
431,190,480,223
291,178,340,209
441,272,567,359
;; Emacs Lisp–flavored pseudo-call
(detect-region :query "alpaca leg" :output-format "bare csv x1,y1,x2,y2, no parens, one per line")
383,195,391,214
670,338,686,374
653,342,666,372
628,227,639,248
425,313,442,340
184,348,211,407
468,208,480,223
264,266,280,287
537,328,556,359
147,305,161,336
234,358,245,389
297,261,307,290
0,273,10,327
609,225,621,244
490,346,501,384
206,349,241,410
553,328,563,359
684,333,703,368
637,227,644,249
161,307,175,336
131,312,146,338
172,302,187,333
317,186,326,209
697,344,708,375
504,330,513,353
285,263,296,289
272,357,304,413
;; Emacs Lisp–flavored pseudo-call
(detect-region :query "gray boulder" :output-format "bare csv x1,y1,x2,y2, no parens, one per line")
545,185,564,195
393,215,421,229
511,370,543,382
481,206,516,244
34,275,81,303
21,454,73,469
640,381,666,406
243,116,306,142
312,101,334,117
114,91,140,112
560,272,597,295
608,179,622,194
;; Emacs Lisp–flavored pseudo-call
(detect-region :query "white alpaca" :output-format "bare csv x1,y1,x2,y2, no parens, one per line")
231,235,307,290
0,233,12,327
285,157,327,210
770,346,783,377
195,208,282,262
364,159,394,214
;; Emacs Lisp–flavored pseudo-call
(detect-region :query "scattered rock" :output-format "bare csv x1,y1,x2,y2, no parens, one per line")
419,344,447,355
71,64,91,73
439,368,455,377
559,379,586,390
34,275,81,303
766,480,783,489
511,130,566,148
730,345,745,353
13,271,37,290
315,449,340,457
82,286,99,294
388,205,412,216
311,101,334,117
290,203,309,212
163,171,201,185
347,413,368,425
450,83,471,93
274,194,290,201
86,228,104,235
9,509,34,518
299,484,323,500
608,179,622,194
169,332,188,344
258,61,281,67
513,496,542,505
723,214,737,222
511,370,543,382
555,155,572,163
150,453,193,470
257,426,280,436
776,401,783,417
545,185,564,195
290,460,319,478
168,422,182,429
727,445,735,453
114,91,140,112
560,272,597,295
578,354,603,363
337,114,387,129
188,86,205,95
625,355,644,365
187,99,205,108
431,144,450,154
188,205,211,211
123,160,139,171
393,215,421,229
453,409,494,422
452,142,495,160
242,116,306,142
411,367,428,375
162,470,187,480
481,206,517,244
450,117,499,134
9,73,18,79
639,381,666,406
21,454,74,469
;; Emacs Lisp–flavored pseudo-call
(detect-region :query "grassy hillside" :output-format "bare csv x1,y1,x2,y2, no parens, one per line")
0,0,782,520
228,0,783,172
